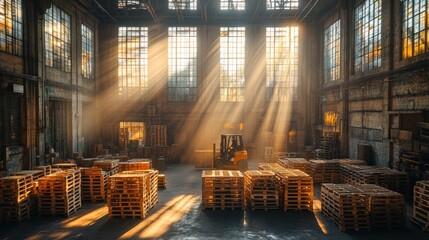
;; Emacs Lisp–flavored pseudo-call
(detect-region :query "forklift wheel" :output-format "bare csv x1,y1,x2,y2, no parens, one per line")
215,159,224,170
237,160,248,172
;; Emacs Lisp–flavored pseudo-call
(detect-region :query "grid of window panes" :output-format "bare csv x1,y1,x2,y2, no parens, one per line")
0,0,23,56
354,0,382,73
402,0,429,59
267,0,299,10
220,27,245,102
220,0,245,10
168,27,198,101
266,27,299,101
169,0,197,10
45,5,71,72
118,27,148,100
324,20,341,82
81,24,94,79
117,0,146,10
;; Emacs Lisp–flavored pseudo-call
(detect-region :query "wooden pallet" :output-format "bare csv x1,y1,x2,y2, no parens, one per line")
244,171,279,211
277,158,313,175
118,162,151,172
37,169,81,217
53,163,78,170
321,184,371,232
309,160,340,183
412,181,429,231
107,173,151,219
202,170,244,210
0,175,34,223
80,167,108,203
35,165,52,176
13,170,45,181
121,170,159,209
127,158,152,168
93,159,119,176
337,159,367,166
158,174,167,189
76,158,98,167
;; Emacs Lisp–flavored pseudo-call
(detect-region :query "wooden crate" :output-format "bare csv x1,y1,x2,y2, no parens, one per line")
107,173,151,219
412,180,429,231
278,158,313,175
309,160,340,183
80,167,108,203
244,171,279,211
202,170,244,210
158,174,167,189
321,184,371,232
37,169,81,217
0,175,34,223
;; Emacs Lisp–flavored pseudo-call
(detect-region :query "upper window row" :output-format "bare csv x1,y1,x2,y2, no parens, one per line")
117,0,299,10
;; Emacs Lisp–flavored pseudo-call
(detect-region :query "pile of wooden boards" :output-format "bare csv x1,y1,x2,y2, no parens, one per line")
309,160,340,183
412,180,429,231
158,174,167,189
93,159,119,176
107,173,150,219
244,171,279,210
80,167,108,203
321,184,371,231
277,158,313,175
37,169,81,217
340,165,408,194
0,175,33,223
321,183,406,231
202,170,244,210
259,162,313,211
118,159,151,172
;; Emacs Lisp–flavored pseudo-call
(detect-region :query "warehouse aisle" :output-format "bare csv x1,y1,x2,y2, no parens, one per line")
0,163,428,240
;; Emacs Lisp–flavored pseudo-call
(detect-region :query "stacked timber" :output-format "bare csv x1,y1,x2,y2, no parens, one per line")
337,159,367,166
93,159,119,176
158,174,167,189
412,180,429,231
356,184,405,229
0,175,33,223
202,170,244,210
310,160,340,183
80,167,108,203
121,170,159,209
340,165,408,194
321,184,371,231
37,169,81,217
244,171,279,210
107,173,150,219
278,158,313,175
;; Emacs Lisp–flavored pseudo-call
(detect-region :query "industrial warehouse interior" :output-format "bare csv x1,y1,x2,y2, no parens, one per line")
1,0,429,239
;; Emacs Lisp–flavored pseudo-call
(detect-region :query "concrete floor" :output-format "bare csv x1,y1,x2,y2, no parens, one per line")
1,160,428,240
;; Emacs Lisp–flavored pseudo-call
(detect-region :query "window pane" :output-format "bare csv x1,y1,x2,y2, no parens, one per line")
81,24,94,79
267,0,299,10
117,0,146,10
168,0,197,10
0,0,23,56
323,20,341,82
220,0,245,10
401,0,429,59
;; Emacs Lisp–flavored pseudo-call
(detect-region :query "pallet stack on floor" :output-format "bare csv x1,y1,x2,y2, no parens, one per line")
412,180,429,231
158,174,167,189
37,169,81,217
52,163,78,170
93,159,119,176
35,165,52,176
337,159,367,166
357,184,405,229
309,160,340,183
244,171,279,210
80,167,108,203
321,184,371,231
121,170,159,209
316,132,340,159
340,165,408,194
107,172,151,219
12,170,47,216
278,158,313,175
202,170,244,210
118,161,151,172
0,175,33,223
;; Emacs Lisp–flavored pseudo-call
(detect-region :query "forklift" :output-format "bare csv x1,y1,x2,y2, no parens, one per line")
214,134,248,172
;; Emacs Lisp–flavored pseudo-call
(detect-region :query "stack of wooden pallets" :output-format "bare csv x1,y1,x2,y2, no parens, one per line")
128,158,152,168
309,160,340,183
121,170,159,209
321,184,371,231
13,170,47,215
76,158,98,167
356,184,405,229
52,163,78,170
107,173,150,219
277,169,313,212
37,169,81,217
158,174,167,189
412,180,429,231
0,175,33,223
258,162,284,172
340,165,408,194
202,170,244,210
244,171,279,210
118,161,151,172
80,167,108,203
278,158,313,175
93,159,119,176
35,165,52,176
337,159,367,166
